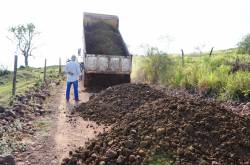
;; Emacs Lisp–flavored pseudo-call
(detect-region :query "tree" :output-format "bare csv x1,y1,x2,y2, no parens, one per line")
8,23,38,67
194,44,206,55
238,34,250,55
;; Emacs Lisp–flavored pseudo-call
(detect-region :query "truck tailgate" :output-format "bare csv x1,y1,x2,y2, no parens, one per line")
85,54,132,74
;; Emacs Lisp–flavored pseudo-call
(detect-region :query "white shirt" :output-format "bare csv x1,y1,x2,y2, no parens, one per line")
64,60,81,82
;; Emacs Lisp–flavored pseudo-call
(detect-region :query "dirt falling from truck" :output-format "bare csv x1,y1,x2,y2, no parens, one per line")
85,22,127,56
62,84,250,165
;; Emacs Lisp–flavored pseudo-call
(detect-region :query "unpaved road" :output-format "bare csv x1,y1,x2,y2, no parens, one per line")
15,82,104,165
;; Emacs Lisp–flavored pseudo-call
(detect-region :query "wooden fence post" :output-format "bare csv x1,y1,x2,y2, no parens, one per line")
209,47,214,57
12,55,18,96
44,59,47,82
181,49,184,66
59,57,61,74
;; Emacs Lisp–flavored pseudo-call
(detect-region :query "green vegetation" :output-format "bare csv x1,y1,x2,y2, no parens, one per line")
0,119,27,155
149,153,178,165
132,48,250,101
238,33,250,55
0,66,60,107
0,65,10,76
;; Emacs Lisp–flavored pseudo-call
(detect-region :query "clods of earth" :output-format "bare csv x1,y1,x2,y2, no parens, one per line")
0,79,60,126
63,83,250,164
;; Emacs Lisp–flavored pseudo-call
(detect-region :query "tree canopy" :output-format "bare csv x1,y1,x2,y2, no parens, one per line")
8,23,38,67
237,34,250,55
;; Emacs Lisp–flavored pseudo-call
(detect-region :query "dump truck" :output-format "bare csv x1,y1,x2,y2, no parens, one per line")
82,12,132,87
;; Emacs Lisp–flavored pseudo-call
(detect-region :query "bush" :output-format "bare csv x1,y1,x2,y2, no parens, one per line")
134,47,173,84
133,49,250,101
237,34,250,55
0,65,10,76
223,71,250,100
19,65,25,69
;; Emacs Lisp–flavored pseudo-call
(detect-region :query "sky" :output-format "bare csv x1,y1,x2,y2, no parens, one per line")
0,0,249,69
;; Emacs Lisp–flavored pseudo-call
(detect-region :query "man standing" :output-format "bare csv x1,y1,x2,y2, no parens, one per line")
65,55,81,104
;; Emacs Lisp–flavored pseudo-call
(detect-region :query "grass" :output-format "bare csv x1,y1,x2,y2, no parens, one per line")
148,152,179,165
0,66,60,107
132,48,250,101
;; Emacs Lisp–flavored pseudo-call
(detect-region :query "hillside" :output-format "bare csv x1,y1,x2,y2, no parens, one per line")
0,66,60,107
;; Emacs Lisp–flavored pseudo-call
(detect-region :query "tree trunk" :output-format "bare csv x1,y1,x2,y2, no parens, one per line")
24,55,28,67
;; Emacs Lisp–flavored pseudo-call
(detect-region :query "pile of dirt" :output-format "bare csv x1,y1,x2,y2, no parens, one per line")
85,22,127,56
0,79,61,126
76,84,166,125
63,84,250,164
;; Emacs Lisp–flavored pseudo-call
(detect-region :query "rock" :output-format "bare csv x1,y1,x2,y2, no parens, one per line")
199,158,209,165
34,93,46,100
140,140,148,147
135,155,142,162
126,140,135,149
91,153,97,159
35,104,43,109
0,113,5,119
128,155,136,162
116,155,125,164
105,149,117,159
4,110,16,118
144,136,152,141
37,109,46,115
242,105,250,114
107,140,114,146
0,106,5,113
17,95,26,102
156,128,166,136
99,161,105,165
211,161,220,165
131,129,137,134
138,149,146,157
184,124,194,133
0,155,16,165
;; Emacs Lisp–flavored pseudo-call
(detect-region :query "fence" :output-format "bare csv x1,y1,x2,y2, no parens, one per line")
12,57,62,96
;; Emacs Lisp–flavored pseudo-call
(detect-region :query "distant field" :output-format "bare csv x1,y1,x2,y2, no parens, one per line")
132,49,250,101
0,66,60,107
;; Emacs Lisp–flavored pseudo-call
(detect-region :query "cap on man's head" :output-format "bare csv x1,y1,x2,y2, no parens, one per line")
71,55,76,61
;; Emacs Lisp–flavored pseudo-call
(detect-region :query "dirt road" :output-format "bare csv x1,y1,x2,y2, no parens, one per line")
15,82,104,165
